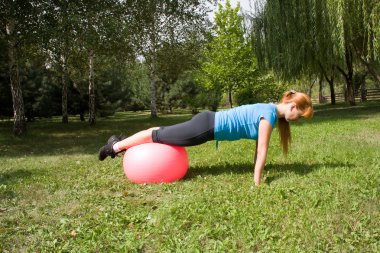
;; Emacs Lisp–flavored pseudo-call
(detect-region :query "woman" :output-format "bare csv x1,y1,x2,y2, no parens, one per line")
98,90,313,186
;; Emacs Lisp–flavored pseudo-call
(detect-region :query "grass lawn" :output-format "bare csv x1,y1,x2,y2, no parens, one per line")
1,102,379,252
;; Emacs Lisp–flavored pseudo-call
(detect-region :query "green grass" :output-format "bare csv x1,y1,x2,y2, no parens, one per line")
1,102,380,252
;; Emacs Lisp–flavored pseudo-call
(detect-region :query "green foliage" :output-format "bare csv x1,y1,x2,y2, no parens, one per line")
0,61,135,119
235,71,287,105
164,71,202,111
128,0,211,117
199,0,257,107
253,0,337,79
326,0,378,60
1,0,211,125
125,62,151,112
372,3,380,59
164,71,221,113
155,35,209,112
95,66,133,117
23,68,61,119
252,0,380,89
0,102,379,251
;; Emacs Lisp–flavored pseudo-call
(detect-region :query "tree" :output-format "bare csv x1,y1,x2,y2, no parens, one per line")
124,61,151,111
155,30,208,112
326,0,380,105
40,1,81,123
328,0,357,105
129,0,210,117
349,0,380,84
68,0,131,125
166,71,221,113
5,19,27,134
0,1,39,135
39,1,113,124
252,0,380,106
200,0,257,108
252,0,338,103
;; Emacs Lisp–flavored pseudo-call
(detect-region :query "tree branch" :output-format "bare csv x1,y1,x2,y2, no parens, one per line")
318,62,332,84
336,65,348,80
352,43,380,83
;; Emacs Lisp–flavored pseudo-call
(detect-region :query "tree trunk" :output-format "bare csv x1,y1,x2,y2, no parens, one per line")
346,77,355,105
345,47,355,106
337,46,356,106
307,78,315,99
359,57,380,84
88,49,96,125
6,20,26,136
228,88,233,108
318,74,325,104
360,78,367,102
148,33,158,118
149,61,158,118
61,56,68,124
328,78,336,105
320,64,336,105
325,70,336,105
147,13,158,118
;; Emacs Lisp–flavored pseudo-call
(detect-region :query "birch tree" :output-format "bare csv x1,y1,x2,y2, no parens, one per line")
0,1,39,135
41,1,82,123
69,0,128,125
129,0,210,117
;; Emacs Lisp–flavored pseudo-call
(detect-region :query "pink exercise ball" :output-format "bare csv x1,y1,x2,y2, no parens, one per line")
123,143,188,183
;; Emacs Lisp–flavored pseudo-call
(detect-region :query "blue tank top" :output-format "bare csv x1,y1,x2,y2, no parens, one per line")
214,103,277,141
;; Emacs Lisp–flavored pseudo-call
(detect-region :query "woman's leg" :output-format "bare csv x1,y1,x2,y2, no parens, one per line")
98,127,158,161
115,127,159,150
98,111,215,160
152,111,215,146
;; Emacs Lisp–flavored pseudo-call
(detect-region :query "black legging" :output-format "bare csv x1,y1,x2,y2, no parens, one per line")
152,111,215,146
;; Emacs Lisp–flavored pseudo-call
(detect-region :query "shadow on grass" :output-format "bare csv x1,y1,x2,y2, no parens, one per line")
186,161,354,184
264,162,354,185
0,169,33,185
0,101,378,158
0,169,34,200
0,114,192,158
305,101,380,125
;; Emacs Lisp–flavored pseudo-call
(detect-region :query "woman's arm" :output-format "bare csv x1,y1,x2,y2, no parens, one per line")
253,119,273,186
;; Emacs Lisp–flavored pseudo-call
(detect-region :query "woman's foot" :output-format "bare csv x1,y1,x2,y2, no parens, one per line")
98,135,126,161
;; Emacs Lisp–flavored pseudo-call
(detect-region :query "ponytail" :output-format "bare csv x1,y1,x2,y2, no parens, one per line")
278,117,291,155
278,90,313,155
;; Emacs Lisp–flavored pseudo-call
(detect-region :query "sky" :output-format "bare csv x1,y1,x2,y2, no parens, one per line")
208,0,257,21
229,0,253,12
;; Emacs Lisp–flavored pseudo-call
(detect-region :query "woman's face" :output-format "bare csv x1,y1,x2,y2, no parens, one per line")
285,103,303,122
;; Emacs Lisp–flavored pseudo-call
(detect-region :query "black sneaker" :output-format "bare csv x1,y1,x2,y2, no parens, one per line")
98,135,127,161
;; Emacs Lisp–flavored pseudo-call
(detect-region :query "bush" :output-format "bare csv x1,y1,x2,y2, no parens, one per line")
164,71,222,113
235,72,287,105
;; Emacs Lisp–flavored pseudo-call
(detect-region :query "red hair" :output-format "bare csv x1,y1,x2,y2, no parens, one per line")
277,91,313,155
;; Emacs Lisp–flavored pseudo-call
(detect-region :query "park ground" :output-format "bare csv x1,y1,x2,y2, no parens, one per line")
1,101,379,252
